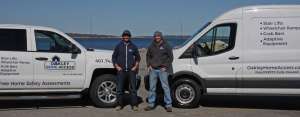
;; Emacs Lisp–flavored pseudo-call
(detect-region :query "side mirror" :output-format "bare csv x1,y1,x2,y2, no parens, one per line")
191,45,199,65
71,44,81,54
191,45,198,59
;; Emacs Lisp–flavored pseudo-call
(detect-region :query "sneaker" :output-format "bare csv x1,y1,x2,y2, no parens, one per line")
132,106,138,111
165,107,172,112
144,106,155,111
115,106,123,111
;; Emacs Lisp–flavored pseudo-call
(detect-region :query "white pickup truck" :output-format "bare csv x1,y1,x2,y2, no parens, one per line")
0,24,139,107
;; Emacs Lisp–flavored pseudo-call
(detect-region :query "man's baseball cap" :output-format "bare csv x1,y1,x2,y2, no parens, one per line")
153,31,163,37
122,30,131,37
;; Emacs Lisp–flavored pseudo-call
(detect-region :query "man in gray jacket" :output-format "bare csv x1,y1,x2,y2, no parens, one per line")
144,31,173,112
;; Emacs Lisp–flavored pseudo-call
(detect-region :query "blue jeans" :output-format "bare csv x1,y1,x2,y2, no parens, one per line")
147,69,172,108
116,71,137,106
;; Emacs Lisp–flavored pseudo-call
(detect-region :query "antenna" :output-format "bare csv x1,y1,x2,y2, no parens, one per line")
180,20,184,39
89,16,93,34
88,0,93,35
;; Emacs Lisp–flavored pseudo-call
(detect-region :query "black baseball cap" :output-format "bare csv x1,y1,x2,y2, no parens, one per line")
122,30,131,37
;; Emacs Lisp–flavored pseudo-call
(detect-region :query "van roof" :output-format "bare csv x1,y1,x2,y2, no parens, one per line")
214,5,300,21
242,5,300,10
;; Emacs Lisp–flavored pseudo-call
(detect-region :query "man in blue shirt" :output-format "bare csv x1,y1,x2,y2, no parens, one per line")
112,30,140,111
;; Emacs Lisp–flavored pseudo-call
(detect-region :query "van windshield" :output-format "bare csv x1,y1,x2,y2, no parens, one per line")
175,22,211,49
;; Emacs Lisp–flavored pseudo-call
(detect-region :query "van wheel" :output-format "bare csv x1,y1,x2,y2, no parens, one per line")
172,78,202,108
89,74,117,107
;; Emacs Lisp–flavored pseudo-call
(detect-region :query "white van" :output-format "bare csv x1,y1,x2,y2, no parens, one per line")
167,5,300,108
0,24,140,107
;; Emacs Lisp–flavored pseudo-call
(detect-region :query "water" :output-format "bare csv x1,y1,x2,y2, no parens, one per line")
75,38,187,50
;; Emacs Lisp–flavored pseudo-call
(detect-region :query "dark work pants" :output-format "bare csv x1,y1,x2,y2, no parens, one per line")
116,70,138,107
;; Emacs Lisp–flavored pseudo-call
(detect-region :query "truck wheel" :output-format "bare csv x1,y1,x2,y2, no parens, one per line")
89,74,117,107
172,78,202,108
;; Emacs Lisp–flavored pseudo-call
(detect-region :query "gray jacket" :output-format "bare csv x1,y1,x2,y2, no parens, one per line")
146,40,173,74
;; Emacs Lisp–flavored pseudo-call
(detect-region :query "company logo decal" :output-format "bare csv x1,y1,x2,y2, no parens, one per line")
44,56,76,70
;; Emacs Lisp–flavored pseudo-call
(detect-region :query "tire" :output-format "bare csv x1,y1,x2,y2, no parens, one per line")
89,74,117,107
172,78,202,108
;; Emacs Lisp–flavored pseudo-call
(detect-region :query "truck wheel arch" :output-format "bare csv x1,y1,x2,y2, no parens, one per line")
90,68,117,85
172,71,207,94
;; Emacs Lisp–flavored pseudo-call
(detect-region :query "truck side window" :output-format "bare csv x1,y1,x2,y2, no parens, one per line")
35,30,73,53
0,29,27,51
180,23,236,58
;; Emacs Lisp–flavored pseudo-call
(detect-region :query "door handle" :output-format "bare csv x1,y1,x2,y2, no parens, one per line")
228,56,239,60
35,57,48,61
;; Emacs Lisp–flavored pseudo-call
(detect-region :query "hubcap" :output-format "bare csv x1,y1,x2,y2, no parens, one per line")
175,84,195,104
97,81,117,103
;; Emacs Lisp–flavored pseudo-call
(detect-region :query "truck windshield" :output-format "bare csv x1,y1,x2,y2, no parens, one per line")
175,22,211,49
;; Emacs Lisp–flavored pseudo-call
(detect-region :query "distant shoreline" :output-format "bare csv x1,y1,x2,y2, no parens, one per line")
67,33,191,39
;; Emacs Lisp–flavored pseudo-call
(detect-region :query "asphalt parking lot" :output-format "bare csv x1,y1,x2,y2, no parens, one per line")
0,85,300,117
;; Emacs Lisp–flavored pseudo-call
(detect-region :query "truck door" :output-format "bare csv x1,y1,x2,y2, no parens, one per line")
33,29,86,89
190,22,242,94
0,28,34,90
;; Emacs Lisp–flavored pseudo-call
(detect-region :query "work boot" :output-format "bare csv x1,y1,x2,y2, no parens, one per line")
132,106,138,111
144,106,155,111
165,107,172,112
115,106,123,111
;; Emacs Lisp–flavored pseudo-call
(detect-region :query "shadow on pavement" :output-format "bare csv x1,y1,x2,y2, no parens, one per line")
0,95,300,111
200,95,300,110
0,99,88,111
0,94,144,111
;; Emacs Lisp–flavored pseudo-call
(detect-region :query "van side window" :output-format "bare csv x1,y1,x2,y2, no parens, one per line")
35,30,73,53
180,23,237,58
194,28,214,56
0,29,27,51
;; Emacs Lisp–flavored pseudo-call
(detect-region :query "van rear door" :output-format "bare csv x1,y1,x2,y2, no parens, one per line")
242,8,300,94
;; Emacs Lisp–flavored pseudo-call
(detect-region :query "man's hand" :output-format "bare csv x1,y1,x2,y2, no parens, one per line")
160,67,166,72
116,66,122,71
148,66,153,72
115,64,122,71
131,62,139,71
131,66,138,71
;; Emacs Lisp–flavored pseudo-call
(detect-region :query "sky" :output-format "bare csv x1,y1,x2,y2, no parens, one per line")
0,0,299,36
